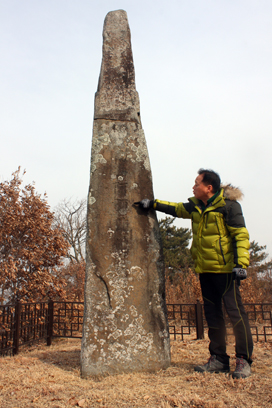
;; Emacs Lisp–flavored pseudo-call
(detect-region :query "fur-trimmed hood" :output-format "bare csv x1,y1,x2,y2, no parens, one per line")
221,184,243,201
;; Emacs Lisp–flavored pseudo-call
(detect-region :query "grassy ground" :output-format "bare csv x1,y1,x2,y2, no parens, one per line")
0,337,271,408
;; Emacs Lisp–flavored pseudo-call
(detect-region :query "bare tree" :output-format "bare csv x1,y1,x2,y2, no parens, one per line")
54,198,87,264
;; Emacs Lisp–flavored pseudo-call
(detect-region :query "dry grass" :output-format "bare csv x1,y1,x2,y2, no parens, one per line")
1,337,272,408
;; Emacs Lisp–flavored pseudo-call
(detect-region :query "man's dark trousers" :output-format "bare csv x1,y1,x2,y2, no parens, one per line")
199,272,253,365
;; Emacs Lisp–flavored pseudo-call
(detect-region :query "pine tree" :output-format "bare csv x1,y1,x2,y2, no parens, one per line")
159,217,201,303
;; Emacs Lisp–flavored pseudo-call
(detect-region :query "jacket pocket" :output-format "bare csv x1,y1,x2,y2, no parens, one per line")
218,238,226,265
213,238,227,265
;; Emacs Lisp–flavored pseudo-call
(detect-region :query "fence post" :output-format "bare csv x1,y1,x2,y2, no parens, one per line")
13,300,22,355
47,300,54,346
195,300,204,340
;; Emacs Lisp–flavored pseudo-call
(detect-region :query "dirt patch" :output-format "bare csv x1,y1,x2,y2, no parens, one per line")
0,337,271,407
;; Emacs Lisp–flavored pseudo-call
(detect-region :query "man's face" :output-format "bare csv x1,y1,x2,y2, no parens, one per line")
193,174,213,203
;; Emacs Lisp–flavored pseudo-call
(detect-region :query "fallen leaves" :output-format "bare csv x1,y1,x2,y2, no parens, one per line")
0,338,272,408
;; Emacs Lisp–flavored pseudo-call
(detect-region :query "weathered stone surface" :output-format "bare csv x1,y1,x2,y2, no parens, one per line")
94,9,140,123
80,10,170,377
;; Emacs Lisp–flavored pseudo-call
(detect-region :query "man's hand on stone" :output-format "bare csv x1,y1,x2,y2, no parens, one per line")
134,199,153,210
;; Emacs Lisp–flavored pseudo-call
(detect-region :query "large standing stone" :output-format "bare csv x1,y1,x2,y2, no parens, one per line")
80,9,170,377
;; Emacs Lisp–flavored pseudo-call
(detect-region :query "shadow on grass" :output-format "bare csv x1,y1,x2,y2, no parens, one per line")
30,338,82,374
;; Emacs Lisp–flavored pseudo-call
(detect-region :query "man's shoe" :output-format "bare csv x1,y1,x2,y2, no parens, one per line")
232,357,251,379
194,355,230,373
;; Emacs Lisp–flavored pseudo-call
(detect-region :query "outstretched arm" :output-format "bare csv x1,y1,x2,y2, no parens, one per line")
135,199,194,219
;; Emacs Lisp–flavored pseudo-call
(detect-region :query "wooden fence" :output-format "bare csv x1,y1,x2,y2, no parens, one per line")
1,300,272,356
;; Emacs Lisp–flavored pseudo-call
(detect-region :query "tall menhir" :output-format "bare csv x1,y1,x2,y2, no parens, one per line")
80,10,170,377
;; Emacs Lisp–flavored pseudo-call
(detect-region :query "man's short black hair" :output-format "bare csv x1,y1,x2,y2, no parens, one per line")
198,169,221,193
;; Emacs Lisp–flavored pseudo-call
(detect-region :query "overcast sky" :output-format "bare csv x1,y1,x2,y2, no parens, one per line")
1,1,272,258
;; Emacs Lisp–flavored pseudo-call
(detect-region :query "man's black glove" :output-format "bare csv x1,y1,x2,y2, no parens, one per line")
233,267,247,286
134,199,154,209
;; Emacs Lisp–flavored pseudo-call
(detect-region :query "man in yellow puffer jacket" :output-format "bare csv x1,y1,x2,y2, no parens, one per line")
137,169,253,378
